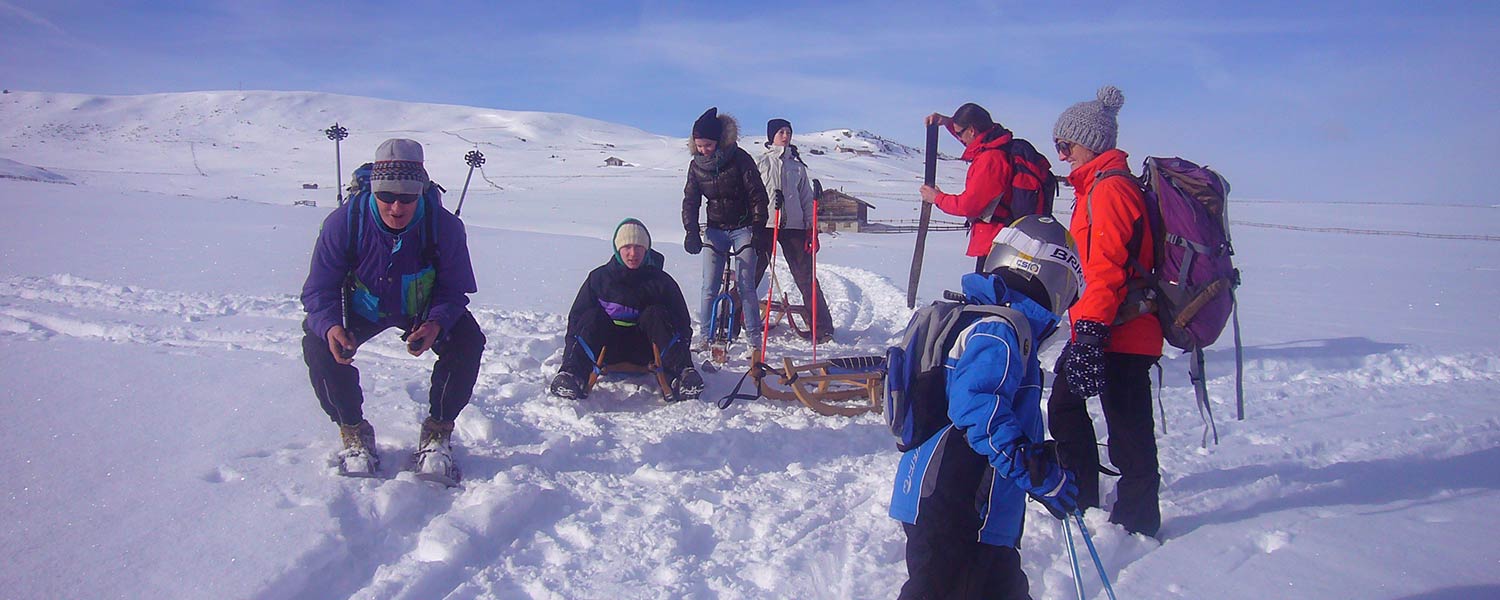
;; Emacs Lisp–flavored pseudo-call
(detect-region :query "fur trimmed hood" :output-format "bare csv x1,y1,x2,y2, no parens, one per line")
688,112,740,156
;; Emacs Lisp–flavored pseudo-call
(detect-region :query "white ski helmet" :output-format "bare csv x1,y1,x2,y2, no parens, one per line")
982,215,1085,317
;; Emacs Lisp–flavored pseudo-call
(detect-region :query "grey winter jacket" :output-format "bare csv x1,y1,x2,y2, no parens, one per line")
756,144,815,229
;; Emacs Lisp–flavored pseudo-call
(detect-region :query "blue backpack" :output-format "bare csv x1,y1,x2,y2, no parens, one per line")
884,298,1031,452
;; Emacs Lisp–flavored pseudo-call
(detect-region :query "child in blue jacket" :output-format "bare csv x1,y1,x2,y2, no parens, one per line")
890,216,1084,599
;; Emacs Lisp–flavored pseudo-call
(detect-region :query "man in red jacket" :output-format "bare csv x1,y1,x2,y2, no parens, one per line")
1048,85,1165,538
920,102,1022,272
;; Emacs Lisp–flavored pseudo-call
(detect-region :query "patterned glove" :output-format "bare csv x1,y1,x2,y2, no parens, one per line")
1020,441,1078,519
684,230,703,255
1063,319,1110,397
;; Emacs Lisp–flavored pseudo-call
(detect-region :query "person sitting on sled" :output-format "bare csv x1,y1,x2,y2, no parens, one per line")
549,218,703,402
889,215,1084,599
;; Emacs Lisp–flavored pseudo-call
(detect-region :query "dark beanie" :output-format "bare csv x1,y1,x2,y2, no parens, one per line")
692,107,723,143
766,118,792,145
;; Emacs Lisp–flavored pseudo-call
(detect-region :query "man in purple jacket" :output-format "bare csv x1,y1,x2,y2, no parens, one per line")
301,138,484,484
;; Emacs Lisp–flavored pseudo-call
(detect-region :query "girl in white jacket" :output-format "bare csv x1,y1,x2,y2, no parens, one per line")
754,118,833,341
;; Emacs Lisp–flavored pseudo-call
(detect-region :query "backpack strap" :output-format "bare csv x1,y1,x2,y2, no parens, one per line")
1088,168,1157,326
940,305,1033,364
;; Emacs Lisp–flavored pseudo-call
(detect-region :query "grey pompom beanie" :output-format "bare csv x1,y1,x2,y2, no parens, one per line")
1053,86,1125,154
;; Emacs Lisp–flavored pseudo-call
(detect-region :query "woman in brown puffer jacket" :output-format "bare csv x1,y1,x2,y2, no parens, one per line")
681,107,770,354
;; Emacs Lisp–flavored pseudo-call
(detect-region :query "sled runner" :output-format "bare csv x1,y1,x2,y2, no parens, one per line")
720,355,886,417
761,293,813,338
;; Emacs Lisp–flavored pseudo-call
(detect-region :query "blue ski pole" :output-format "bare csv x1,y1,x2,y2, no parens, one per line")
1062,517,1087,599
1073,511,1118,600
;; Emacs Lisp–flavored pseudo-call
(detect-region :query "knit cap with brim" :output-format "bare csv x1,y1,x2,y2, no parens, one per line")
370,138,429,195
1053,86,1125,154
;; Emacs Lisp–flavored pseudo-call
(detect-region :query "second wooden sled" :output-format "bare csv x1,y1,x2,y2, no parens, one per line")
753,355,886,417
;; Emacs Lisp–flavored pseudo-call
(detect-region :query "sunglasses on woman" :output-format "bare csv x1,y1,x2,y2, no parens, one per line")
1054,139,1073,155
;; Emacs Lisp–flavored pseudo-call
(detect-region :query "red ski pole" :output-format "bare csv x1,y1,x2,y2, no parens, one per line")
759,192,783,364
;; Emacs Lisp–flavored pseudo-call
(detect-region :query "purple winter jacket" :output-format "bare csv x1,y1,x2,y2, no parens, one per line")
301,194,477,340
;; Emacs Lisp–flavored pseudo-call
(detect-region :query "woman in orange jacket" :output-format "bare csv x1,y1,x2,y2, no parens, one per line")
919,103,1020,272
1048,85,1165,538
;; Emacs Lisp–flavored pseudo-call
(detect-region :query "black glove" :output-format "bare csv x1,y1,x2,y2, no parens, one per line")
1062,319,1110,397
1020,440,1079,520
773,189,785,210
684,230,703,255
753,226,773,253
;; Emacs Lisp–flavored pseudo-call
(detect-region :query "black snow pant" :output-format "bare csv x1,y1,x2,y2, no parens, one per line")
1048,351,1161,537
561,305,689,379
303,311,486,427
899,432,1032,600
752,228,834,333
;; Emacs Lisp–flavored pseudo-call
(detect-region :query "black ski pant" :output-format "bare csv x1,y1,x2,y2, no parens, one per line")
561,305,689,379
1048,351,1161,537
752,228,834,333
899,432,1032,600
303,312,486,427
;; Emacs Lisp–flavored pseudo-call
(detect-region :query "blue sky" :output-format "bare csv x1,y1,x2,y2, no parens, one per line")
3,0,1498,205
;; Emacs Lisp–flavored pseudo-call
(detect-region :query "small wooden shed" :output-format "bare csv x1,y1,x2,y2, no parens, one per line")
604,156,628,167
816,189,876,233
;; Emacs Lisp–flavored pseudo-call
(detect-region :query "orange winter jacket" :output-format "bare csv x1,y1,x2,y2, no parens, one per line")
1067,149,1163,357
934,127,1014,258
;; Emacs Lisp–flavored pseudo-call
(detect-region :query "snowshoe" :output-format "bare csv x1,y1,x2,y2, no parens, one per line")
409,417,461,487
549,371,587,400
337,420,380,478
668,367,704,402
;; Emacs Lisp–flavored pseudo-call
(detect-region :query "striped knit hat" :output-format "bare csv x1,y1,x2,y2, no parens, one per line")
370,138,429,195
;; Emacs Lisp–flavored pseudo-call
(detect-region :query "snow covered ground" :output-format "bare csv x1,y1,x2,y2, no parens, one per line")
1,90,1497,599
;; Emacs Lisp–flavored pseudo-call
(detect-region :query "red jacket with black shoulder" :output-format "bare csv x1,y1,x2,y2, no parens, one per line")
933,126,1015,258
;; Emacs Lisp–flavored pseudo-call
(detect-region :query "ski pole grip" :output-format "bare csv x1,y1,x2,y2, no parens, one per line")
942,290,966,302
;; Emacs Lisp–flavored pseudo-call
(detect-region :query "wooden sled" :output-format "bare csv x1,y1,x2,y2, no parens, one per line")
583,343,672,401
762,293,812,337
753,356,886,417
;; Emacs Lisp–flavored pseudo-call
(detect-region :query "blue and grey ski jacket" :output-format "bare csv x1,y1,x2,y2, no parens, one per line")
890,272,1061,547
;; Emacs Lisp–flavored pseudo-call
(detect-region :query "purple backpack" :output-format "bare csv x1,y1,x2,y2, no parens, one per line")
1100,157,1242,445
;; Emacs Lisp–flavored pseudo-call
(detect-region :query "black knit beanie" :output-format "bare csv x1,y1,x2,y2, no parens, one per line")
766,118,792,146
692,107,723,143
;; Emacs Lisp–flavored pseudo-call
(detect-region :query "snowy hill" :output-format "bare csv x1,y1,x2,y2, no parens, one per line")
1,90,1498,600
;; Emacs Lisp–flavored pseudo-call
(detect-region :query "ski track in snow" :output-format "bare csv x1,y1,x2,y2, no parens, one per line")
5,265,1498,599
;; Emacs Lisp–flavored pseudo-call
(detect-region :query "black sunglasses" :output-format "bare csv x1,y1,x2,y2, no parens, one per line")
374,191,420,205
1054,139,1073,155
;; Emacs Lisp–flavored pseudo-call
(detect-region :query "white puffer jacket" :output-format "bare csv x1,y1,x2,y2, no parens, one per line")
755,145,815,230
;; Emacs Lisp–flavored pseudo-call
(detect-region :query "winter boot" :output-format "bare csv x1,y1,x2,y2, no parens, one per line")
669,366,704,402
337,420,380,477
549,370,588,399
409,417,461,486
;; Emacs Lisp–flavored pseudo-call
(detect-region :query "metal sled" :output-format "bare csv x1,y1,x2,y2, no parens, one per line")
749,355,886,417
